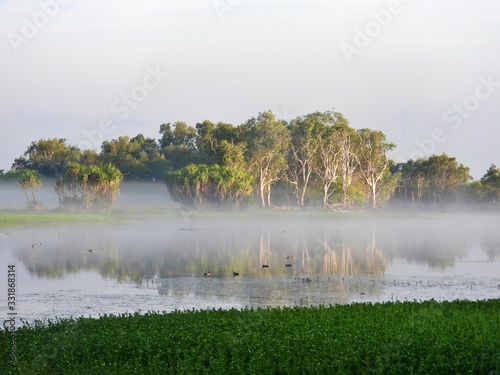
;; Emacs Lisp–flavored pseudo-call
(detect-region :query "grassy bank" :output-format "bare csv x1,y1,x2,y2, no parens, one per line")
1,300,499,374
0,210,124,228
0,206,369,229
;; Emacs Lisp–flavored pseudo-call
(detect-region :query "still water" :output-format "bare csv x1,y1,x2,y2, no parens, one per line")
1,211,499,324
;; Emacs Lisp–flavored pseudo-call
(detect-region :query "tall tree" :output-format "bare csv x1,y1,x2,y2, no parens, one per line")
315,121,342,209
332,113,358,207
356,129,396,208
242,111,290,207
287,112,325,207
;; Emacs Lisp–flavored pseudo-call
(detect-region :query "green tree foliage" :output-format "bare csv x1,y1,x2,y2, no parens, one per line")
53,162,123,211
393,154,471,204
100,135,167,181
159,122,199,170
424,153,471,203
392,159,426,204
0,169,27,182
10,109,497,210
242,111,290,207
159,121,198,149
19,169,42,210
79,149,100,166
480,164,500,204
217,140,246,170
196,120,243,167
165,164,254,209
12,138,81,178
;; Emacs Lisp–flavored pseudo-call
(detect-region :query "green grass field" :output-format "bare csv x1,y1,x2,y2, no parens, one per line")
1,300,499,374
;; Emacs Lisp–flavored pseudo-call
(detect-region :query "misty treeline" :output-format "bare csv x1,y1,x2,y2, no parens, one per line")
1,110,499,210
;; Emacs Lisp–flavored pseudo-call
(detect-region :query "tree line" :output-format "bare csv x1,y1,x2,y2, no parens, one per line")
1,110,498,210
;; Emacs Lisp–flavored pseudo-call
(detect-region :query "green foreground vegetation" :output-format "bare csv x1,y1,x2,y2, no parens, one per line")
1,300,499,374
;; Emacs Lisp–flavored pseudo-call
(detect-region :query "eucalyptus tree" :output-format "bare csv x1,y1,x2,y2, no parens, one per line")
19,169,42,209
331,113,358,207
286,112,325,207
312,112,342,209
356,129,396,208
242,111,290,207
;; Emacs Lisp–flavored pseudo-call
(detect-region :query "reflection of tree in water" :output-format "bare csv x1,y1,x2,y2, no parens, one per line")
14,222,388,281
297,224,385,277
12,214,495,283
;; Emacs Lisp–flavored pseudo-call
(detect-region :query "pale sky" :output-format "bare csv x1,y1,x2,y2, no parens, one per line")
1,0,499,179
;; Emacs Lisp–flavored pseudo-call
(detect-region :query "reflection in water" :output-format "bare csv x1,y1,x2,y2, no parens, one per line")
1,212,499,321
8,214,500,281
12,222,392,280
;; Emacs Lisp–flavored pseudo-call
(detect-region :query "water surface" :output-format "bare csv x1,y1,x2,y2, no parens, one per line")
1,211,499,324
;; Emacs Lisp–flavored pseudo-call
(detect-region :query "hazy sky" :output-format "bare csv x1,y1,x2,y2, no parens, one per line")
1,0,499,178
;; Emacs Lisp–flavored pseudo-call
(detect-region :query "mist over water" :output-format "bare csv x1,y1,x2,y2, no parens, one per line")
0,201,499,322
1,183,499,322
0,181,175,211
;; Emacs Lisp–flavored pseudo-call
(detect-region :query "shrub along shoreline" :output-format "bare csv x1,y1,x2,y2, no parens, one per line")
1,299,499,374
